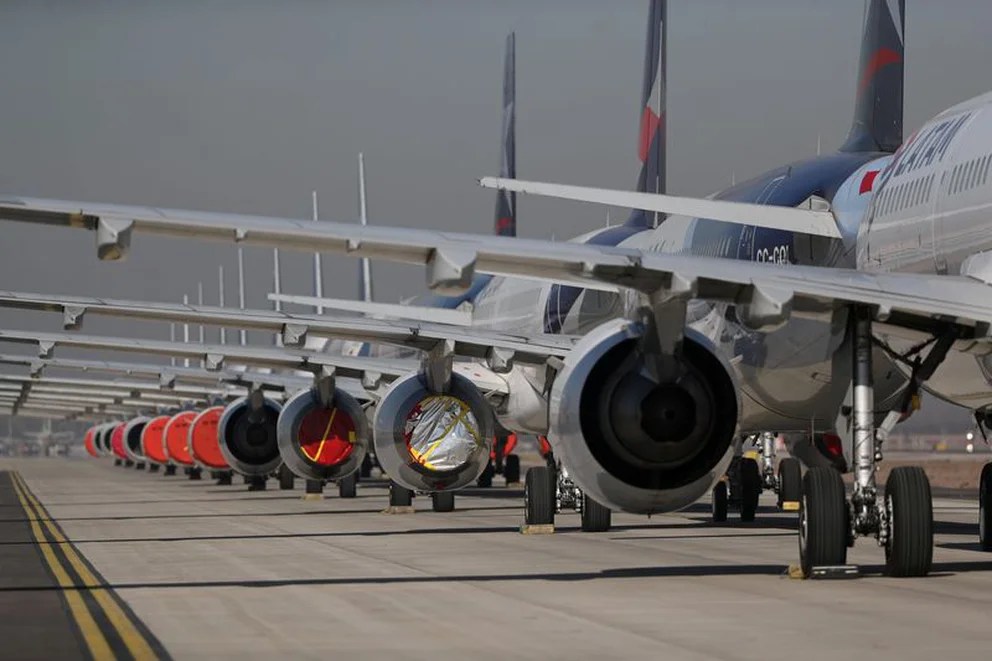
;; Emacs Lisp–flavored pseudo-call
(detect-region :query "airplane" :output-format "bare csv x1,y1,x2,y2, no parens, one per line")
7,0,992,576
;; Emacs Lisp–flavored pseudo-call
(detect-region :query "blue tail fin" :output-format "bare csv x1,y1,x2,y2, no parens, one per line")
494,32,517,237
626,0,667,228
841,0,905,153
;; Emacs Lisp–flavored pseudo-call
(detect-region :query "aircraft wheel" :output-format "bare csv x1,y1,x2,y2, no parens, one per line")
739,458,761,522
799,467,847,576
164,464,176,476
148,464,159,473
504,454,521,485
359,454,374,479
216,471,233,486
712,481,728,522
777,457,802,510
389,480,413,507
431,491,455,512
884,466,933,577
524,466,555,526
278,464,295,490
980,463,992,551
477,459,495,488
580,493,611,532
338,473,357,499
114,459,122,466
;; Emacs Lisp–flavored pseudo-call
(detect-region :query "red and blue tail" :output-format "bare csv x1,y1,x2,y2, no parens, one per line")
493,32,517,237
841,0,905,153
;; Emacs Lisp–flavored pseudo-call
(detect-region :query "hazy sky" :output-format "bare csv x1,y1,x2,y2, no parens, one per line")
0,0,989,430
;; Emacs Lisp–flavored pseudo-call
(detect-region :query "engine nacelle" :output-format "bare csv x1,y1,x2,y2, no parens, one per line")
277,388,369,482
218,396,283,476
190,407,229,471
92,423,114,456
373,372,494,492
550,319,739,514
84,427,99,458
110,422,128,460
141,415,172,465
122,417,150,463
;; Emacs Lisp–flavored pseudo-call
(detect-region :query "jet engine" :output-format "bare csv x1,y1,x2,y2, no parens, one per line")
277,387,369,482
92,423,114,456
373,372,494,492
122,416,151,464
84,427,99,458
550,319,739,514
218,395,283,476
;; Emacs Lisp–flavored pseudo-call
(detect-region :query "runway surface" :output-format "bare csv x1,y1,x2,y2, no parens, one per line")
2,457,991,660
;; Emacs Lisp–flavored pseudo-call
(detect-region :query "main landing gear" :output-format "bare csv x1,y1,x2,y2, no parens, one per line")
523,455,612,532
800,306,947,577
711,451,761,523
979,462,992,552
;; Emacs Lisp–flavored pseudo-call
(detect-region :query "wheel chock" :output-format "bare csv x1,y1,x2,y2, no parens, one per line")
381,505,416,515
519,524,555,535
780,501,800,512
788,564,859,579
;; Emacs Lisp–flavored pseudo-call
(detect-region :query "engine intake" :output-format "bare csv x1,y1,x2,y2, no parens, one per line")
218,396,283,476
122,417,150,463
550,319,739,514
277,388,369,481
373,372,493,492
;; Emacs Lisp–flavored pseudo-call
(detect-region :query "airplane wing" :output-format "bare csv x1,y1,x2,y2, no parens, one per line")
478,177,842,238
0,290,573,367
267,293,474,326
2,194,992,340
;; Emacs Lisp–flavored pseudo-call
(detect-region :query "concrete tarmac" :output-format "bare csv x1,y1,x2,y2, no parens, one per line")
3,457,992,660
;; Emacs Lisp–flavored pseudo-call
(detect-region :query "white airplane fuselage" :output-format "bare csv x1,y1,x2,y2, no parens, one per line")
470,90,992,436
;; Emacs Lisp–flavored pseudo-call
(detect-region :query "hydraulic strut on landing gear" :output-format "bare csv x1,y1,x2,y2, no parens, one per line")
799,306,945,578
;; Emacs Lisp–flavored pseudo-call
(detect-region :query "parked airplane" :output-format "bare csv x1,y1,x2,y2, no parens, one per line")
7,0,992,575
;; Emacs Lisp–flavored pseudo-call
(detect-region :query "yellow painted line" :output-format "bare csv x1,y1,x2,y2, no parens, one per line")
10,474,114,660
14,473,158,661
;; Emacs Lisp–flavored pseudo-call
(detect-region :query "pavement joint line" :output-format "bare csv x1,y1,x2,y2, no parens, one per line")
12,471,167,661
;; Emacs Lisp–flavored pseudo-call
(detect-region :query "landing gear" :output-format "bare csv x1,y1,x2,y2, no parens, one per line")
247,475,267,491
777,457,802,510
359,453,374,479
135,462,145,470
580,493,611,532
188,467,202,481
711,481,728,522
216,471,233,486
477,459,495,488
799,467,848,576
164,464,176,476
797,305,946,577
389,480,413,507
114,459,122,466
981,463,992,551
739,457,761,522
884,467,933,576
278,464,295,490
503,454,521,485
524,466,555,525
148,464,159,473
431,491,455,512
338,473,357,498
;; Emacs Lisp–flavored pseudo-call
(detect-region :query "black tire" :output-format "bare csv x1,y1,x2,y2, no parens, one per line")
278,464,295,490
504,454,521,485
338,473,357,499
477,459,495,488
777,457,802,510
359,454,374,479
712,481,728,522
148,464,159,473
524,466,555,525
580,494,611,532
885,466,933,577
981,463,992,552
164,464,176,476
739,458,761,522
389,480,413,507
216,471,233,486
799,467,848,576
431,491,455,512
114,459,122,466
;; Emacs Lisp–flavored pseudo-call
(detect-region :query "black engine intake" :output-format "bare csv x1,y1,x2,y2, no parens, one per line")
549,319,739,514
218,395,283,476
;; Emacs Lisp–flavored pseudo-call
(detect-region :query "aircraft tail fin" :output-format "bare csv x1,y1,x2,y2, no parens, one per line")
841,0,905,153
625,0,667,228
494,32,517,237
357,153,373,303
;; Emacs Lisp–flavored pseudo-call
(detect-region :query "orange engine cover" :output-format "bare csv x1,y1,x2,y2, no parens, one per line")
190,407,228,470
164,411,197,466
141,415,172,465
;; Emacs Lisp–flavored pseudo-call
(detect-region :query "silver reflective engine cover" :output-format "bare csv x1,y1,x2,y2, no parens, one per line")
218,396,283,476
373,372,494,492
549,318,739,514
122,416,151,463
276,387,369,482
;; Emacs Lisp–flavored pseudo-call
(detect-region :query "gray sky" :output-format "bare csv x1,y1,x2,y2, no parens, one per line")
0,0,989,431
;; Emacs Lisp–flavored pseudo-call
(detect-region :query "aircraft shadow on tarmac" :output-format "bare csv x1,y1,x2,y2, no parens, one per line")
5,558,992,593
